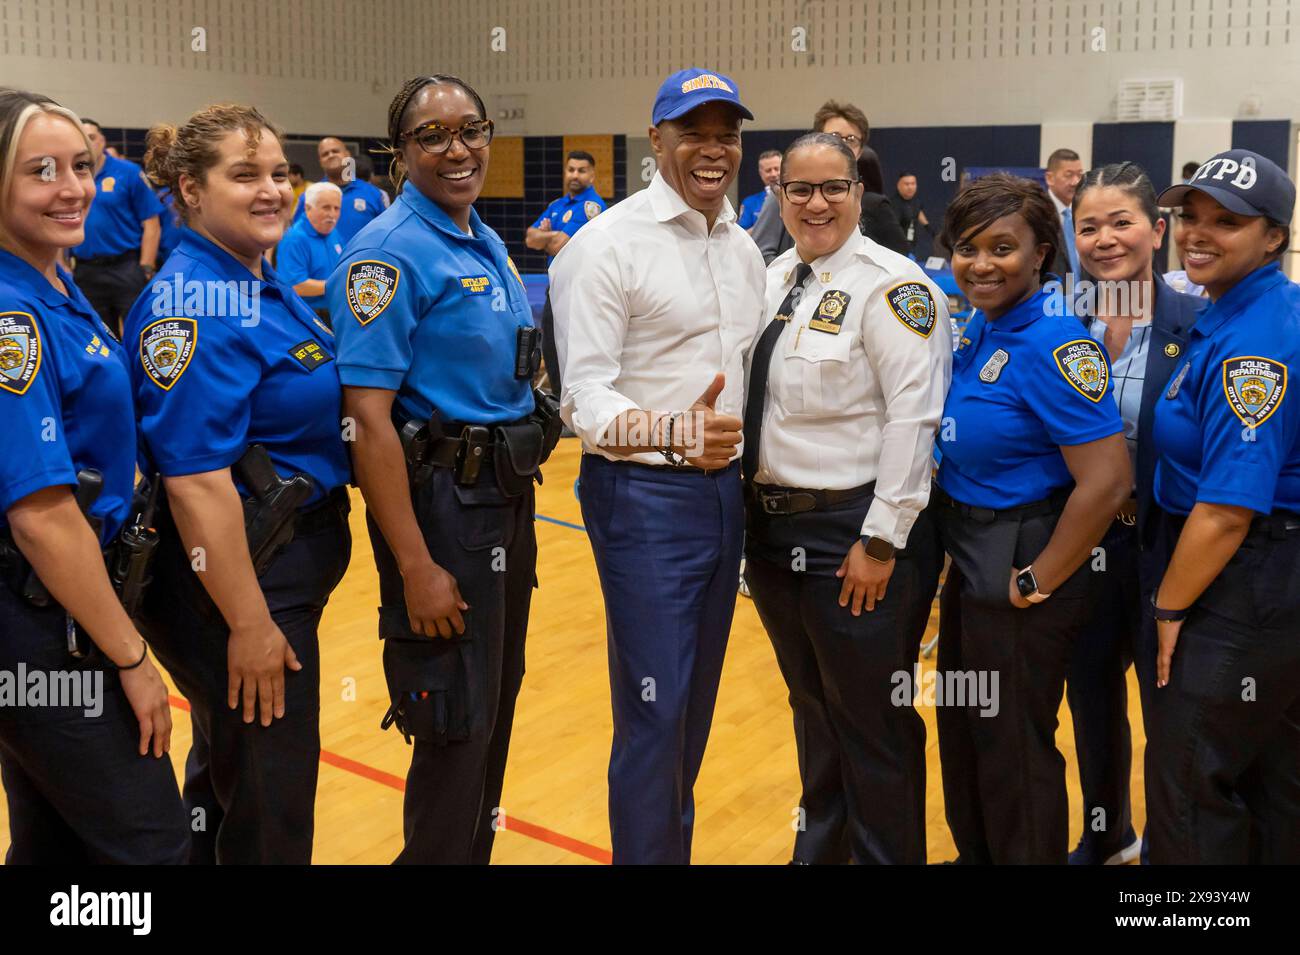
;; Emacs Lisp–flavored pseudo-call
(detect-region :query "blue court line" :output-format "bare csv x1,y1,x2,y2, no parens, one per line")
536,513,587,532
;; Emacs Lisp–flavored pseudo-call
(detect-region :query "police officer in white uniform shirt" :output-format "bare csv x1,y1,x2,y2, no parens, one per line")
549,67,765,865
743,133,951,865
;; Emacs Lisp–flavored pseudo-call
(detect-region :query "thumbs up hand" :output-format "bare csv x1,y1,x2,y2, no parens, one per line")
676,373,742,470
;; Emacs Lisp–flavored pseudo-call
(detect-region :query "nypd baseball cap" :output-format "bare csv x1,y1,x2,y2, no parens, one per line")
1157,148,1295,223
652,68,754,125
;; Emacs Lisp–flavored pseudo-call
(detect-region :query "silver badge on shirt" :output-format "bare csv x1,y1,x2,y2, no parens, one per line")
1165,361,1191,399
979,348,1010,383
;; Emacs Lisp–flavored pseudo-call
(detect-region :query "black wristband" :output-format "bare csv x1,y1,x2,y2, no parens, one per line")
118,640,149,670
1149,591,1190,622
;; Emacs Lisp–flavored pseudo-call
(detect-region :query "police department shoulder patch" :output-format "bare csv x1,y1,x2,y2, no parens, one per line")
808,290,850,334
585,200,601,220
1222,355,1286,426
140,317,197,391
1053,339,1109,403
0,311,43,396
345,260,399,326
885,282,937,338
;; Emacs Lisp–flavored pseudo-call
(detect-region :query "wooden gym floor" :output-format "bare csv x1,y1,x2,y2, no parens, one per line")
0,439,1148,864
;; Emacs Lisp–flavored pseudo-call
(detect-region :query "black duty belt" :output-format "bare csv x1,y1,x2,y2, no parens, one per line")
294,486,350,536
750,481,875,516
1250,511,1300,540
75,248,141,267
932,484,1071,525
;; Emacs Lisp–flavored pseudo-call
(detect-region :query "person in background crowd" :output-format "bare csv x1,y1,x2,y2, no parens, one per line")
738,149,781,230
288,163,311,204
277,180,343,325
856,146,908,255
892,172,932,257
525,150,606,263
292,136,388,244
71,118,162,335
1044,148,1084,278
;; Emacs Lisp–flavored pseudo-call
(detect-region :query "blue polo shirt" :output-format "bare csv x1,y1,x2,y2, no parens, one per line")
124,230,350,505
72,154,164,260
738,189,766,229
293,179,389,245
936,284,1124,508
276,218,344,311
328,180,536,425
531,185,606,261
0,249,135,544
155,186,186,264
1154,264,1300,516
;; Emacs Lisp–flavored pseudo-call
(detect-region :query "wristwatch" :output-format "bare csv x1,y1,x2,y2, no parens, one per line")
1015,565,1051,604
862,536,895,563
1149,592,1190,622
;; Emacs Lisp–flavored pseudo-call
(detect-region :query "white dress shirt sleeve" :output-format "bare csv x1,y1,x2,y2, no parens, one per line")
549,232,641,448
859,280,954,547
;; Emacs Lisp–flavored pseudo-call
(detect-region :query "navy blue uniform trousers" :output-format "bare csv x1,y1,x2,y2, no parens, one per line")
0,585,189,864
370,460,536,865
579,455,744,864
1146,520,1300,864
138,492,352,864
745,492,941,864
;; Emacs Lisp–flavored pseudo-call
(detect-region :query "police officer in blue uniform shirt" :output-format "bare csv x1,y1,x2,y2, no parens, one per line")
933,174,1131,864
125,104,352,865
154,183,185,265
744,134,951,864
71,118,163,335
1063,162,1204,866
524,150,606,263
292,136,389,245
737,149,781,230
331,74,554,865
0,90,188,864
277,181,343,326
1147,149,1300,864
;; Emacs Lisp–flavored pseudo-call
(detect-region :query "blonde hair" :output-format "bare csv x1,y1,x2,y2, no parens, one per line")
0,89,92,250
144,103,283,225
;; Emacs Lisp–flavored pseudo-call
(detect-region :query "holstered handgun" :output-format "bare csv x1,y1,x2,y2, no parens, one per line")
234,444,314,576
109,474,162,618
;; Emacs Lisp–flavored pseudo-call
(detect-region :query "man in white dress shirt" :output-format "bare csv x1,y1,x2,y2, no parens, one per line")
549,68,766,864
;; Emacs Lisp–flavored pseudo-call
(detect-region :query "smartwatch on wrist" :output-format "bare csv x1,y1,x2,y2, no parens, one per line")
862,536,895,563
1149,592,1190,622
1015,565,1051,604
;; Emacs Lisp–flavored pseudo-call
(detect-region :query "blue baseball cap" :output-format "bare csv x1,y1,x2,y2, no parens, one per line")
652,68,754,125
1157,148,1295,223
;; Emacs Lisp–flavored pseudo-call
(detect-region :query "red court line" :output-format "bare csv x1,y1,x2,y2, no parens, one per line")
167,694,612,864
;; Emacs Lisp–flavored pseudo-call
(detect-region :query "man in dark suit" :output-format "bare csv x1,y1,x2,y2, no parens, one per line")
1044,148,1083,277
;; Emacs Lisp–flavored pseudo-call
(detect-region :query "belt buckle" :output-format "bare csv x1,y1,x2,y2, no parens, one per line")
970,506,996,524
761,490,788,515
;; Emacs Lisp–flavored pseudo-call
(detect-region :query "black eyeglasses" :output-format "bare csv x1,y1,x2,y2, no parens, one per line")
401,119,494,155
828,132,862,148
780,179,859,204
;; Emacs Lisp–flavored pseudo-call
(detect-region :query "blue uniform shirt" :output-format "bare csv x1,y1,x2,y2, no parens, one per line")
124,230,350,504
72,154,164,259
737,189,766,230
276,218,344,311
531,185,606,262
0,249,135,544
329,180,536,425
937,284,1124,508
1154,264,1300,516
293,179,389,245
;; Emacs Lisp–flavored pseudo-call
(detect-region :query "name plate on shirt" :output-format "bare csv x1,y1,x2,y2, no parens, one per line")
290,339,333,371
459,275,492,295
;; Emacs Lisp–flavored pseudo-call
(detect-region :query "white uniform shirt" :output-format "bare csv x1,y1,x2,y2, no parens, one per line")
549,171,766,466
754,233,952,547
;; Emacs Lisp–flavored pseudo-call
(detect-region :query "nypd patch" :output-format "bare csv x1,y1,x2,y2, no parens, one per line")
346,260,399,325
0,311,43,396
885,282,937,338
808,290,850,335
1053,339,1109,403
1223,356,1286,426
585,200,601,220
140,317,197,391
979,348,1009,383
